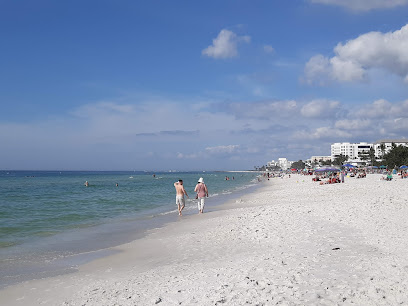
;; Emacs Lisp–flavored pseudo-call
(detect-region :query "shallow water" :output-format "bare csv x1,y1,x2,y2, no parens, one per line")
0,170,260,288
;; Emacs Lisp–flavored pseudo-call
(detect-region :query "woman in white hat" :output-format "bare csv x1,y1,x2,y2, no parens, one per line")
194,177,208,213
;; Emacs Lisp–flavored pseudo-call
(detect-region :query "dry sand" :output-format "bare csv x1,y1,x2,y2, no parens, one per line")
1,174,408,305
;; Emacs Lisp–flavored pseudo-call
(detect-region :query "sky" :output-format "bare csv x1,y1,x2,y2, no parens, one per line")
1,0,408,171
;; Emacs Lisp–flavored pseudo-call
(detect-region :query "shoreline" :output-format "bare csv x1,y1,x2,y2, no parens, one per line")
2,174,408,305
0,174,264,290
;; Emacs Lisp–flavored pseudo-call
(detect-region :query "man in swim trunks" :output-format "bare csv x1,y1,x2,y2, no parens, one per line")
174,179,188,216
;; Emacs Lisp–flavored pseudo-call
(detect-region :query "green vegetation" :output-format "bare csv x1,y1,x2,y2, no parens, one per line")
382,144,408,168
291,160,305,170
320,159,332,166
333,154,348,166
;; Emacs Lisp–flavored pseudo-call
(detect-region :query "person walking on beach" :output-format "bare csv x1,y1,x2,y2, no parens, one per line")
194,177,208,214
340,171,345,183
174,179,188,216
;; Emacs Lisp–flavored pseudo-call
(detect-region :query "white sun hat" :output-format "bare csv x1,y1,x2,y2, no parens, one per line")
198,177,204,183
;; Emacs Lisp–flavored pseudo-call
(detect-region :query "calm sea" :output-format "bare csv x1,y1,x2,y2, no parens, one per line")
0,170,260,288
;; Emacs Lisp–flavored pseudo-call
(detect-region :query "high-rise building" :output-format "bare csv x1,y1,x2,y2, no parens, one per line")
373,139,408,158
331,140,408,164
331,142,372,162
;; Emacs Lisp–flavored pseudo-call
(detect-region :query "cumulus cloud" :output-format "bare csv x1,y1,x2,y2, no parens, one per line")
202,29,250,59
304,24,408,84
334,119,372,130
354,99,393,118
294,127,352,140
309,0,408,11
303,55,331,85
300,99,340,118
353,98,408,119
3,92,408,170
329,98,408,140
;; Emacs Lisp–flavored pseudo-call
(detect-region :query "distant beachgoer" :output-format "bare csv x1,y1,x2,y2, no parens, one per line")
341,171,345,183
84,181,89,187
116,183,119,187
194,177,208,214
174,179,188,216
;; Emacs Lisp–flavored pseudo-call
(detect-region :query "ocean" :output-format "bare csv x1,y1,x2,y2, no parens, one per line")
0,170,260,288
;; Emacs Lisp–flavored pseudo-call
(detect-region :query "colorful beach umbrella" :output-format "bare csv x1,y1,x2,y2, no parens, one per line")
400,165,408,169
315,167,340,172
343,163,355,168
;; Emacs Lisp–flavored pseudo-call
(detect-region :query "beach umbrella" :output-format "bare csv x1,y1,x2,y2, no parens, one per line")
400,165,408,169
380,165,387,169
343,163,355,168
315,167,340,172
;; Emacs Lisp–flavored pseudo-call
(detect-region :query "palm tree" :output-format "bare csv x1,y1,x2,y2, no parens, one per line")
380,143,386,159
333,154,348,166
368,147,376,166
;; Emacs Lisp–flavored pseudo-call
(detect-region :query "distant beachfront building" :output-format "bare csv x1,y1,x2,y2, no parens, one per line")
267,158,293,170
279,158,292,170
267,160,278,168
373,139,408,158
331,140,408,164
331,142,372,163
310,156,332,163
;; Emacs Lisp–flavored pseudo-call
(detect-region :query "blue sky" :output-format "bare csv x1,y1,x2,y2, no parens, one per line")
1,0,408,170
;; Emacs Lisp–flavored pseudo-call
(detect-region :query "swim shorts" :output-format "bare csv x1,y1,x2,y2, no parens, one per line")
176,195,185,206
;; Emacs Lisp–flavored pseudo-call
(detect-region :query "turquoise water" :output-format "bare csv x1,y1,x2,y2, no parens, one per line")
0,170,260,287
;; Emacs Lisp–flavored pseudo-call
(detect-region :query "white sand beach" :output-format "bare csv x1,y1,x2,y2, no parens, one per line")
1,174,408,305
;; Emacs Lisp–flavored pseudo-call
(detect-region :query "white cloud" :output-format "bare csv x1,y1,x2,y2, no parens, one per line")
222,100,298,120
301,99,340,118
354,99,393,118
202,29,250,59
354,99,408,120
3,93,408,170
294,127,352,140
263,45,275,54
309,0,408,11
205,145,240,155
334,119,372,130
303,54,330,85
304,24,408,84
329,56,366,82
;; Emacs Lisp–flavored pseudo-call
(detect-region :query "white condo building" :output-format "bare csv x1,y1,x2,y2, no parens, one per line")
267,158,293,170
331,140,408,164
310,156,332,163
373,139,408,158
331,142,372,162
